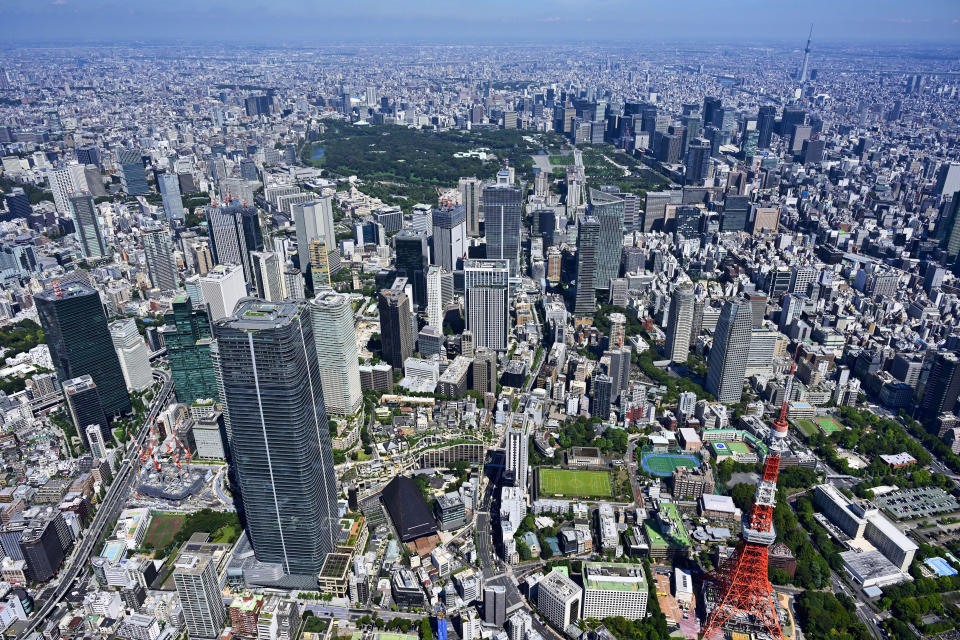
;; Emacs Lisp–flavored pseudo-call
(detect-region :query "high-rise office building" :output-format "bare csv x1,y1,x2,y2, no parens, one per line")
292,198,335,278
37,283,130,419
63,375,109,451
483,179,523,276
606,347,632,399
174,553,227,640
308,240,332,290
250,251,285,302
505,423,529,489
432,205,467,271
158,173,186,221
459,177,482,238
142,226,178,290
484,585,506,627
589,189,625,290
378,283,415,369
48,164,87,215
199,264,247,321
706,297,753,403
311,290,363,416
213,300,338,586
936,163,960,197
574,214,600,315
394,230,429,310
921,351,960,422
684,139,712,186
720,195,750,233
464,259,510,351
593,374,612,419
206,202,263,286
109,318,154,392
69,193,108,260
86,423,108,460
116,148,149,196
160,296,219,405
939,196,960,260
472,348,497,396
757,106,777,149
426,266,453,329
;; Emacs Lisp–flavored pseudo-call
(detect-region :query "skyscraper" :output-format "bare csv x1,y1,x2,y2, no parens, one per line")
206,202,263,286
63,375,109,451
160,296,219,405
213,300,338,586
431,205,467,271
426,266,453,330
706,298,753,403
250,251,285,302
158,173,186,221
459,177,482,237
199,264,247,321
473,348,498,396
69,193,108,260
464,259,510,351
37,283,131,419
720,195,750,233
48,164,86,215
86,423,108,460
308,240,332,290
116,148,149,196
921,351,960,422
589,189,625,290
378,283,414,369
142,226,178,290
174,553,227,640
684,139,712,186
394,230,429,310
938,195,960,260
593,374,612,419
109,318,154,392
757,106,777,149
505,423,529,489
665,286,695,363
574,214,600,315
483,180,523,276
292,198,335,281
311,290,363,416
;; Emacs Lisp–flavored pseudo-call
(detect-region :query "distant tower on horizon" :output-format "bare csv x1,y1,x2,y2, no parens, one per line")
798,24,813,83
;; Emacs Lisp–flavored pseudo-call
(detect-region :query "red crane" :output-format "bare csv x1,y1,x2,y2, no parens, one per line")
702,356,798,640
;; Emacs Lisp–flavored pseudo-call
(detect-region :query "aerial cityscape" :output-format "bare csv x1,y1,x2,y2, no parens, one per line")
0,3,959,640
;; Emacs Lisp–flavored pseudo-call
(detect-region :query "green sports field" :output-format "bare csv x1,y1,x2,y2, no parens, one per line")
144,513,185,549
538,468,612,498
815,416,844,434
794,419,818,437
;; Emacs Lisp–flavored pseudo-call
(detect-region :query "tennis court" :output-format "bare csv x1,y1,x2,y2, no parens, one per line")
641,453,701,477
815,416,844,434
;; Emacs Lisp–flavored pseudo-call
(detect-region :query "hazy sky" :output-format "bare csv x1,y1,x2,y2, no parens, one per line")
2,0,959,45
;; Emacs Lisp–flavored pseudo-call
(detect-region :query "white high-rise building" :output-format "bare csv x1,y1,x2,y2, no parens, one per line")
199,264,247,321
173,553,226,640
537,570,582,631
426,266,453,329
464,259,510,351
250,251,285,302
49,163,87,215
142,226,179,291
293,198,335,274
158,173,186,220
108,318,154,391
310,289,363,416
86,423,108,460
505,423,529,490
581,562,649,621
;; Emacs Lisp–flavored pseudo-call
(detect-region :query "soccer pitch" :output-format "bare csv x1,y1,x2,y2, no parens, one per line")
538,468,612,498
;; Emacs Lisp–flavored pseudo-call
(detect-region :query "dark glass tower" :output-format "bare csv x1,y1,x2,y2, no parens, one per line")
116,148,149,196
574,214,600,316
63,375,109,449
394,230,428,309
588,188,625,290
377,283,414,369
706,297,753,404
160,296,219,405
36,283,131,419
213,299,338,587
757,106,776,149
921,351,960,422
206,203,263,286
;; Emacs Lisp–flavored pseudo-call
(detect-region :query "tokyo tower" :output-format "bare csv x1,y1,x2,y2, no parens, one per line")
702,362,796,640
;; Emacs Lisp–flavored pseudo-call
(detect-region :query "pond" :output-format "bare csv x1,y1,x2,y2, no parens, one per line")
311,146,325,160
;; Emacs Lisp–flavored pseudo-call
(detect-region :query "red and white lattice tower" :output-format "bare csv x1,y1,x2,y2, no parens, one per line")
702,358,797,640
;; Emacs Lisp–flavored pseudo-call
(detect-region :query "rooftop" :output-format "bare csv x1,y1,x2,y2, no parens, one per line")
583,562,647,592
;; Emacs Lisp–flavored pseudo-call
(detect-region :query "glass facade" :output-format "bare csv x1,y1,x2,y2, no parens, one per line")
161,297,219,405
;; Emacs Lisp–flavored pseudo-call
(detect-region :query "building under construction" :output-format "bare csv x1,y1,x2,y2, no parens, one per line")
136,465,208,502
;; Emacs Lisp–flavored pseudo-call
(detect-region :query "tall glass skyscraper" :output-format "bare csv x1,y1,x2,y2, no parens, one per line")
311,289,363,416
158,173,186,221
68,193,108,260
116,148,149,196
588,189,625,290
394,230,429,309
482,180,523,276
213,299,338,587
142,226,179,291
160,296,219,405
36,283,131,418
706,297,753,403
206,202,263,285
574,214,600,316
464,259,510,351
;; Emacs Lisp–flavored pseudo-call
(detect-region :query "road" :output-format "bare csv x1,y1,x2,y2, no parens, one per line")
18,370,174,639
304,604,422,622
